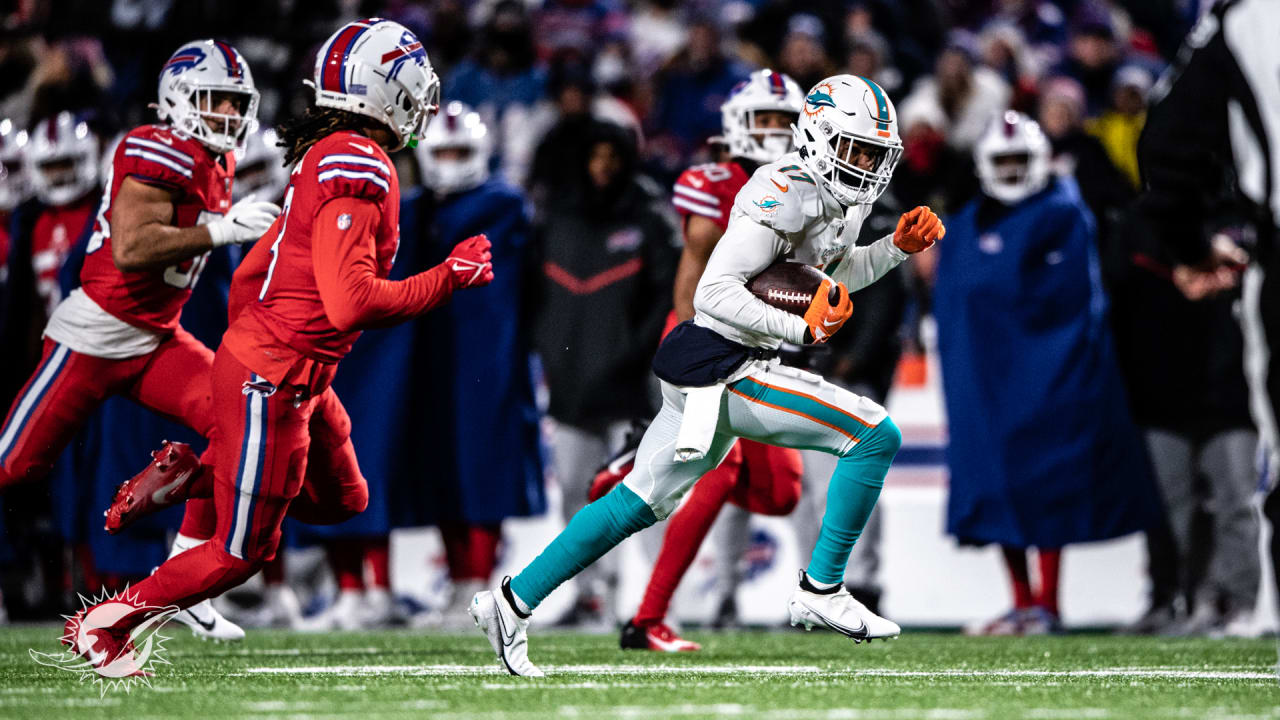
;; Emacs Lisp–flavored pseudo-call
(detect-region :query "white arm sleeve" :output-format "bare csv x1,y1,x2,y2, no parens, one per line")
693,212,809,345
829,233,909,292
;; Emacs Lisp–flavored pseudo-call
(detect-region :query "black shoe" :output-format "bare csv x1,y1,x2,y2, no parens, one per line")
620,620,647,649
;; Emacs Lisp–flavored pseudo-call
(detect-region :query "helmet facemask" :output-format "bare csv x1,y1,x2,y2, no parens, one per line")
172,84,259,154
799,120,902,206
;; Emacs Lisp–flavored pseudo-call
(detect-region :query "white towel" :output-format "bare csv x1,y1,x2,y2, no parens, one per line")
674,383,725,462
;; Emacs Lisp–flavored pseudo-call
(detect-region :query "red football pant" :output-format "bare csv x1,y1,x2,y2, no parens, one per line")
0,332,218,540
633,439,802,626
125,347,358,611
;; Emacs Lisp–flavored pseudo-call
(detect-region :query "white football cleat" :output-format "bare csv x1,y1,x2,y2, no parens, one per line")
470,577,543,677
174,598,246,642
299,589,365,631
788,571,899,642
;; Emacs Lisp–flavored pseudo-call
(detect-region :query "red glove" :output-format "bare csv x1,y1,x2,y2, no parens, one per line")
444,234,494,289
802,279,853,343
893,206,945,253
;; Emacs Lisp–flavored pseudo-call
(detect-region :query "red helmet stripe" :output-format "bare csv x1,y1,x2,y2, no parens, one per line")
320,24,368,93
214,41,242,79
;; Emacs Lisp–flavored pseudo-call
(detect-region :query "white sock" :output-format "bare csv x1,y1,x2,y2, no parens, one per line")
805,572,839,592
510,588,532,616
169,533,209,559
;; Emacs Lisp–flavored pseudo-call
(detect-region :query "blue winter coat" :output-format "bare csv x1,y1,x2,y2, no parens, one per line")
934,177,1154,548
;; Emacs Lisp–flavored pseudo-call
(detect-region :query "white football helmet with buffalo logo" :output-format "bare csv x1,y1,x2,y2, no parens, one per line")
310,18,441,151
417,101,491,195
26,111,99,206
0,119,28,211
155,40,259,154
974,111,1051,205
792,74,902,207
721,69,804,164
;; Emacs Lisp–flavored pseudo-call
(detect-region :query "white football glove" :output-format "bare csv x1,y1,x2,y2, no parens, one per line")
207,195,282,247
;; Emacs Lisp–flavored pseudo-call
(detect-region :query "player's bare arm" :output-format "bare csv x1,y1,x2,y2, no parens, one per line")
673,214,723,322
109,177,216,272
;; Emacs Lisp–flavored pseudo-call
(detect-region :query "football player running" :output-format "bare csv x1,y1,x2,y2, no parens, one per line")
605,69,808,652
63,18,492,673
0,40,275,641
473,75,944,676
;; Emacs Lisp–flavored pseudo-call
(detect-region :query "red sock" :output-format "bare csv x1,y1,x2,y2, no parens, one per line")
1035,547,1062,615
633,450,741,626
327,541,364,590
178,497,217,540
262,554,286,585
1001,545,1033,610
440,524,501,581
364,537,390,589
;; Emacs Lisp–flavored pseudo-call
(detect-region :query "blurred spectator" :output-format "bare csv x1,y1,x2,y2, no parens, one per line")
1052,7,1124,116
775,14,834,92
530,120,678,625
505,57,639,193
1037,75,1133,265
1107,211,1260,636
899,32,1011,153
844,29,901,99
977,21,1042,111
980,0,1069,70
933,113,1153,635
629,0,688,74
534,0,630,60
443,0,546,166
1086,64,1152,190
233,128,288,203
406,103,545,628
649,19,750,168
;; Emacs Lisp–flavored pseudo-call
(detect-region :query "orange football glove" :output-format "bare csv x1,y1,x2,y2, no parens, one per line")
893,206,945,253
803,279,853,343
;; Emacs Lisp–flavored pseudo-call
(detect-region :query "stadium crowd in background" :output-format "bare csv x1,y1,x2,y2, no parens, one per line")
0,0,1269,640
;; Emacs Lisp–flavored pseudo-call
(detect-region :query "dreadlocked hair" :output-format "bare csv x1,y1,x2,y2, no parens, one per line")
277,106,374,166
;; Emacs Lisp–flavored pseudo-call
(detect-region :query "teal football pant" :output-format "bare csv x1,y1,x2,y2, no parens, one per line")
511,361,902,609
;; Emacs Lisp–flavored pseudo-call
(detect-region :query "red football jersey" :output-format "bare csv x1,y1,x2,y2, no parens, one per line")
31,197,94,317
671,161,750,233
79,124,234,333
224,130,400,378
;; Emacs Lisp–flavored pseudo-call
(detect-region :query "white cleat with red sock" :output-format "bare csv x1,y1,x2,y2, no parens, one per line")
164,533,245,642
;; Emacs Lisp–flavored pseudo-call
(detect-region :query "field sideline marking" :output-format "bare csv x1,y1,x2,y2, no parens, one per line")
241,664,1277,681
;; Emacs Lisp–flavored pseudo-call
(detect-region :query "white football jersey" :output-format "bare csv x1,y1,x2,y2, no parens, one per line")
692,151,905,349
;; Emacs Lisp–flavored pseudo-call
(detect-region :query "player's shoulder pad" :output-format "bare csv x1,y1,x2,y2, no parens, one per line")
117,124,202,189
733,154,818,234
308,131,393,204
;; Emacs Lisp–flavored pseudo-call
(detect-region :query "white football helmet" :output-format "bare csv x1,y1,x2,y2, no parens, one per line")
792,74,903,206
26,112,99,206
417,101,491,195
310,18,441,151
974,111,1051,205
155,39,258,154
721,69,804,164
0,119,29,211
234,128,288,202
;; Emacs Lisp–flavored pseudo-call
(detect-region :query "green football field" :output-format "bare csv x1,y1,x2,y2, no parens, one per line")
0,625,1276,719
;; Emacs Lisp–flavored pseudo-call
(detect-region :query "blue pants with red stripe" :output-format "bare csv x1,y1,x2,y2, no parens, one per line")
0,332,220,539
123,346,366,611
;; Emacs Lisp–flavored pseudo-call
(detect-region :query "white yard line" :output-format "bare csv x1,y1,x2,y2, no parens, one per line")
241,663,1278,681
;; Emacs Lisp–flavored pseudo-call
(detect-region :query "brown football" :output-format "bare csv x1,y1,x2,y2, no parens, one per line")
745,261,831,316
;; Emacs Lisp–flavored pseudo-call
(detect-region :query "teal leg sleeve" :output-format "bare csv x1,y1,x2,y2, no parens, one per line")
509,484,657,611
806,417,902,585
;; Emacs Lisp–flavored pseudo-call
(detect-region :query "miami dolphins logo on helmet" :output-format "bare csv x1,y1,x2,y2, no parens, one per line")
161,45,207,78
803,83,836,117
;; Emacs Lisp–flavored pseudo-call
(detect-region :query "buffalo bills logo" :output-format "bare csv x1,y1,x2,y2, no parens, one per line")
804,83,836,117
380,31,427,81
742,528,778,581
162,46,207,77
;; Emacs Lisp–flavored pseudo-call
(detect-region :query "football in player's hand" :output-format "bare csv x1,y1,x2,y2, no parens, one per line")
745,261,832,316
